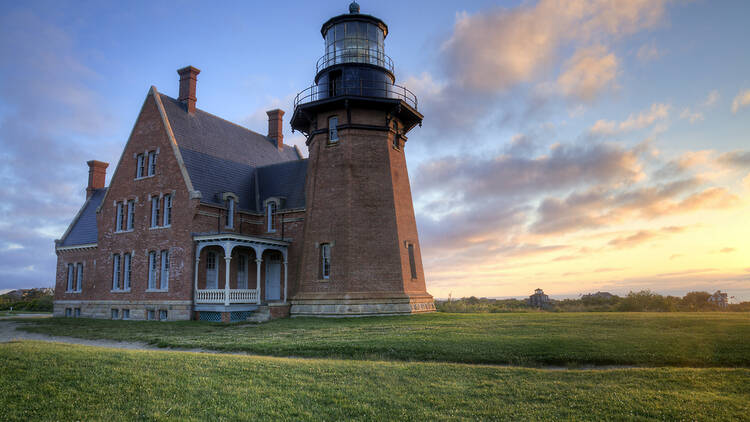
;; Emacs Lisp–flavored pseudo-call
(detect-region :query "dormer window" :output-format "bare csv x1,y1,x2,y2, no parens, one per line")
147,151,157,176
226,198,235,228
329,116,338,143
267,202,276,232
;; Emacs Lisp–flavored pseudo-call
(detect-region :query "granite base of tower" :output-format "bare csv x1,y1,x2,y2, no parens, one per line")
290,292,435,317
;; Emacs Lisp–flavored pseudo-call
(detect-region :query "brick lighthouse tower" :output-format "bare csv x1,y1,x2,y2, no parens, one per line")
290,2,435,316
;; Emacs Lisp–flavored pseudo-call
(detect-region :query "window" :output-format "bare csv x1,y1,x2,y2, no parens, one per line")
136,153,145,178
160,250,169,290
112,254,121,290
147,151,157,176
328,116,338,142
392,120,400,149
123,253,131,290
159,310,168,321
147,310,155,320
163,194,172,227
127,200,135,230
237,254,248,289
151,196,160,228
206,251,218,289
320,243,331,279
74,308,81,318
111,309,119,319
148,251,157,289
66,263,74,291
122,309,130,320
267,202,276,232
115,202,124,232
408,244,417,279
76,263,83,291
65,308,72,317
225,198,234,229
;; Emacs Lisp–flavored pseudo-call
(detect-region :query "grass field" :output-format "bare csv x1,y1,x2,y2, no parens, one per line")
17,312,750,367
1,341,748,421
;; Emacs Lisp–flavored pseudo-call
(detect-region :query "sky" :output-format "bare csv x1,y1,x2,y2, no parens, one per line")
0,0,748,300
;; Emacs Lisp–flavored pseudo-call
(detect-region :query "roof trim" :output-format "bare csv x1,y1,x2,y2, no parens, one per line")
151,86,197,195
56,243,98,252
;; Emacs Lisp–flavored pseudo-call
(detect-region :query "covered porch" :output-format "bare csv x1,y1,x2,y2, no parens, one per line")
193,234,289,313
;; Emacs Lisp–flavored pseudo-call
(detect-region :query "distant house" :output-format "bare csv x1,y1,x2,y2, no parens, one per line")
584,291,614,299
529,288,550,308
708,291,728,308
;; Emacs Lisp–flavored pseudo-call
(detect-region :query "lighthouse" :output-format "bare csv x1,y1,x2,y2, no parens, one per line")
289,2,435,316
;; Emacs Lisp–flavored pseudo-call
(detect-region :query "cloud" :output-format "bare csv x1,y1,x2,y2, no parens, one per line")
731,89,750,113
557,45,619,101
717,151,750,168
530,180,739,235
589,103,670,136
0,10,115,290
607,230,657,249
703,90,720,107
679,108,704,123
719,247,736,253
441,0,667,93
636,41,661,62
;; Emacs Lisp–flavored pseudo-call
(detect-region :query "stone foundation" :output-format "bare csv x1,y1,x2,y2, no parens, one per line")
54,300,192,321
289,293,435,317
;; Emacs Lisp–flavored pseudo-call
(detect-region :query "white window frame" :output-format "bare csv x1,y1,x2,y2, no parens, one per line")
147,309,155,320
115,202,123,232
111,309,119,319
150,196,160,228
160,249,169,290
321,243,331,280
126,200,135,230
163,194,172,227
329,116,339,142
225,198,234,229
159,310,168,321
76,263,83,292
147,151,157,176
123,253,131,291
66,264,74,292
266,202,276,233
136,153,145,178
112,254,121,290
148,251,157,290
122,309,130,320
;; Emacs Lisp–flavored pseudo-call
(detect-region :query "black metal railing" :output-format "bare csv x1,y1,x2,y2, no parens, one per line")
316,48,394,74
294,79,418,110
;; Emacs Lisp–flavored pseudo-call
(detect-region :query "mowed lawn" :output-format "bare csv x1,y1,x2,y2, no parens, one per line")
17,312,750,366
1,341,749,421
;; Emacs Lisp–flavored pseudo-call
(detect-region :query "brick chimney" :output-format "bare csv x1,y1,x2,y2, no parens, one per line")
177,66,200,113
267,109,285,150
86,160,108,199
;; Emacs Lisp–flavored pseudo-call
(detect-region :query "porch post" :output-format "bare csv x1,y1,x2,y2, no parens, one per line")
255,258,262,305
224,256,232,306
283,260,288,304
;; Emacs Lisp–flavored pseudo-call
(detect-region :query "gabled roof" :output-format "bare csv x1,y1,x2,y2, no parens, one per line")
58,188,106,247
180,148,258,210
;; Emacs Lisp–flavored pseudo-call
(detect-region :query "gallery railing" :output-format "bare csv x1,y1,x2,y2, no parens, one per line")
294,79,418,110
316,48,394,74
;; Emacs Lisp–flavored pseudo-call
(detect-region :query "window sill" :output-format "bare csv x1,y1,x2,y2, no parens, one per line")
110,289,131,293
146,289,169,293
326,141,340,147
65,290,82,294
149,226,170,230
134,175,155,181
114,229,134,234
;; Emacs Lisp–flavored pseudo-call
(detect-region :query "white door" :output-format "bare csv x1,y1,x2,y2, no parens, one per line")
265,256,281,301
206,252,218,289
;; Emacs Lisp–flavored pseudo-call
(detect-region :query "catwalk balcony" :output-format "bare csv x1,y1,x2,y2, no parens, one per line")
291,78,422,133
315,48,394,78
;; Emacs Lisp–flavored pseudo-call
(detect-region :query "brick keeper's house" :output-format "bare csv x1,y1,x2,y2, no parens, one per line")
53,2,435,322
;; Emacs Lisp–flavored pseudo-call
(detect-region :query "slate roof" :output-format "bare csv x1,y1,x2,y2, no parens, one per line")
59,188,106,247
257,160,308,210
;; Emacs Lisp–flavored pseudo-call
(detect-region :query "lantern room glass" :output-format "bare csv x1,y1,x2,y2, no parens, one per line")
324,21,385,68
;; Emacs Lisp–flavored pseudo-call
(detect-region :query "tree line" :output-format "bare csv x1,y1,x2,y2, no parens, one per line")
436,290,750,313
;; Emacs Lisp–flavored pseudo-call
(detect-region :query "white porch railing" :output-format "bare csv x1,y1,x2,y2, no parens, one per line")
196,289,259,304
